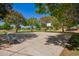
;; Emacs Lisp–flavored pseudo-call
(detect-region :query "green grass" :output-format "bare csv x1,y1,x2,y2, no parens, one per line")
0,32,6,35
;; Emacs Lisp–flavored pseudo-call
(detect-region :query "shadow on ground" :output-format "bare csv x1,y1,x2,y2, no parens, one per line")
12,32,38,39
9,32,38,44
0,32,38,44
45,33,70,47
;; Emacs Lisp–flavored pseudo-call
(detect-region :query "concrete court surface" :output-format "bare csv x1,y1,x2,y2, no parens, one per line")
0,32,71,56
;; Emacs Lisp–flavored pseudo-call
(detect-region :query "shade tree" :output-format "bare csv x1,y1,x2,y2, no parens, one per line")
35,3,79,32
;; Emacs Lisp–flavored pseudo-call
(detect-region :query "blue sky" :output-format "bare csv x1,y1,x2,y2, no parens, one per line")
13,3,48,19
0,3,48,25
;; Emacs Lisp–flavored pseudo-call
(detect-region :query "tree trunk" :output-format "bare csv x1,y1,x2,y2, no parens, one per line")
15,27,18,33
61,23,64,32
15,24,19,33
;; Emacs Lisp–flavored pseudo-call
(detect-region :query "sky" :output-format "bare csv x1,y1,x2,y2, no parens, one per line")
0,3,48,25
13,3,48,19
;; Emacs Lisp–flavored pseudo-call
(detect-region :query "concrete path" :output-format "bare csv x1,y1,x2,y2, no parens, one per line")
0,32,71,56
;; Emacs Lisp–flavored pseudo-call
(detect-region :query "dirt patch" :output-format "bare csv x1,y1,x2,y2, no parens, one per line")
60,48,79,56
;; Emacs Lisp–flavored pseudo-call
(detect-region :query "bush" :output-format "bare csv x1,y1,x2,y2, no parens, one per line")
66,34,79,50
0,23,13,30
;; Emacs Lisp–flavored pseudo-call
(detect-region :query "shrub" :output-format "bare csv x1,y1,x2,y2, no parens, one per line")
66,34,79,50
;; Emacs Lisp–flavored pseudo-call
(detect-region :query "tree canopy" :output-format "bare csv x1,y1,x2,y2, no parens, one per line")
35,3,79,32
0,3,13,19
4,10,25,32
